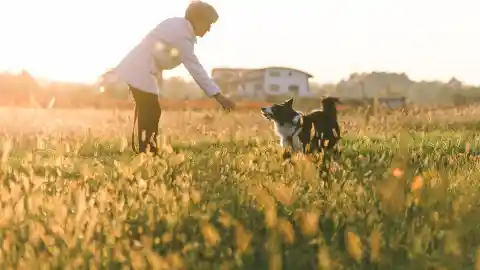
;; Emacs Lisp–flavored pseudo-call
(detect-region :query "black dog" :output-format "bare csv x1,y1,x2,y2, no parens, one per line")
300,97,342,153
261,97,342,158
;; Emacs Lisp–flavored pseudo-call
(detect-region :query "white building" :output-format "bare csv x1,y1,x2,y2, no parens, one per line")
211,66,313,99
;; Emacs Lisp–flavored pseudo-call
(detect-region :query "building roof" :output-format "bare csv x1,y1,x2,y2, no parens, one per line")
255,66,313,78
212,66,313,78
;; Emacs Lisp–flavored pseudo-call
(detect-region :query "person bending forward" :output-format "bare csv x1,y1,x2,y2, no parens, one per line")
113,1,236,154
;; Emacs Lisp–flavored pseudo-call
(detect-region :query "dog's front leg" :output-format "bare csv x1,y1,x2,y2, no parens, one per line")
281,137,293,159
291,135,303,153
280,137,289,148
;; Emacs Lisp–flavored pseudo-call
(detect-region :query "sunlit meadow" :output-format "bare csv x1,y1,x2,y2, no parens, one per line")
2,105,480,269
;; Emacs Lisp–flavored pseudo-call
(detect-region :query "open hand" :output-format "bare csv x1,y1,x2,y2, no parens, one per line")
213,93,236,111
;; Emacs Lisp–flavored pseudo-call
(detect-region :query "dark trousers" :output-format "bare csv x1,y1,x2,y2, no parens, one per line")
129,85,161,154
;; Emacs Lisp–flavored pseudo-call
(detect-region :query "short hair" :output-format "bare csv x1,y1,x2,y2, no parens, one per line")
185,1,219,24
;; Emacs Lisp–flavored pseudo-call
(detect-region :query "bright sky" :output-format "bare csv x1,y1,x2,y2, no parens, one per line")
0,0,479,85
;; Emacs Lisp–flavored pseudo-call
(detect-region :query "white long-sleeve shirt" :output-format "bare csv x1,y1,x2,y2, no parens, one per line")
113,17,221,97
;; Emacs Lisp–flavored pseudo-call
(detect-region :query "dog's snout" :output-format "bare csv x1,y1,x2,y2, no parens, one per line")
261,107,273,114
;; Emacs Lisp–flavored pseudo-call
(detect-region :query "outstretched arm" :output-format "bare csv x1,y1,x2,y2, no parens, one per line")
177,38,221,97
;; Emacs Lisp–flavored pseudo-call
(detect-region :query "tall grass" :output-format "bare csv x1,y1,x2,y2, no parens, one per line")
1,106,480,269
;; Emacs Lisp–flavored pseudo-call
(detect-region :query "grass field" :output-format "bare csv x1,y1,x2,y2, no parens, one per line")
2,106,480,269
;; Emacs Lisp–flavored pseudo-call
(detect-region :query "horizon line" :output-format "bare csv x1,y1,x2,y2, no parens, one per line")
0,68,477,87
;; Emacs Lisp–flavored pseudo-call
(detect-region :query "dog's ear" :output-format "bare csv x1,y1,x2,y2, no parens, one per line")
284,98,294,107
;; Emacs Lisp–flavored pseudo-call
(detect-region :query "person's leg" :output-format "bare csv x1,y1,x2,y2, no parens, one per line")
129,87,148,153
144,95,161,154
129,86,162,154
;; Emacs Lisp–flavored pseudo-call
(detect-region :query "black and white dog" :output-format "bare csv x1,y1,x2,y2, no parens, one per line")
261,97,342,159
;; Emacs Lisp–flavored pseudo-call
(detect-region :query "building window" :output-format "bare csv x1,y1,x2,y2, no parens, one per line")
269,84,280,91
288,85,300,95
269,70,281,77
